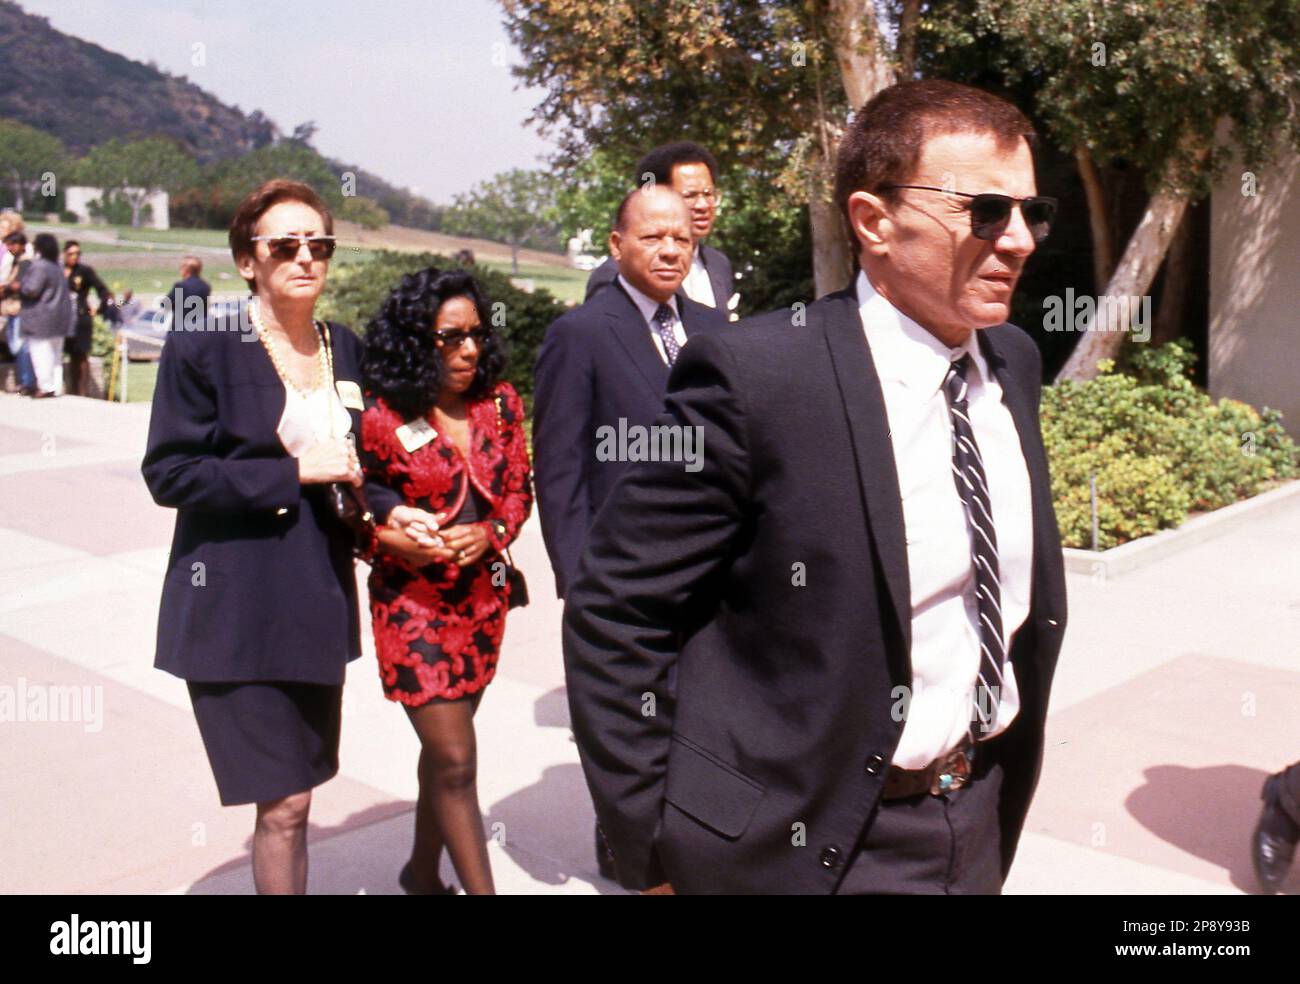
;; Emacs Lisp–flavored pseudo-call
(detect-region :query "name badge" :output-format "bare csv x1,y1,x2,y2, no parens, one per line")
395,417,437,453
335,379,364,411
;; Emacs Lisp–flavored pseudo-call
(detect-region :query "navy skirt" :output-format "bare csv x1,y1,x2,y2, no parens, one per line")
187,680,342,806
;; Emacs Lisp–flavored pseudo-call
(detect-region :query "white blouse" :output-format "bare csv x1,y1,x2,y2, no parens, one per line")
276,382,352,457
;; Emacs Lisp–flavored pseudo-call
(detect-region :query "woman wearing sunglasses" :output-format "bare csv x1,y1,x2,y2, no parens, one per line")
358,267,532,895
142,179,384,894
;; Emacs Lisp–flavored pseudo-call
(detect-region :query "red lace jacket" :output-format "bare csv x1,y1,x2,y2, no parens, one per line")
359,381,533,562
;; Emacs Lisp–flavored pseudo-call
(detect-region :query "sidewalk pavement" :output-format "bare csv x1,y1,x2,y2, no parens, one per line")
1,391,1296,894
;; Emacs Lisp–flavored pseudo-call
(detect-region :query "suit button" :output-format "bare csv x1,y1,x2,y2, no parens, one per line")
275,507,288,516
1047,618,1059,627
865,754,885,775
819,846,843,869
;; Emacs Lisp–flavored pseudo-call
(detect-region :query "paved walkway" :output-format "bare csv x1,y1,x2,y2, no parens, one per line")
1,392,1296,894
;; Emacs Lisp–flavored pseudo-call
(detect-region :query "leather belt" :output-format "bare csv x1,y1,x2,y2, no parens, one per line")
881,736,976,800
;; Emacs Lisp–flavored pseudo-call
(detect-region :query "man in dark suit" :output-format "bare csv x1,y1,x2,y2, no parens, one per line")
534,184,729,599
535,183,729,881
563,79,1068,894
168,254,211,331
585,142,736,318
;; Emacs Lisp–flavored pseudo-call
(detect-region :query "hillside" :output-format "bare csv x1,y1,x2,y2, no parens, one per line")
0,1,441,227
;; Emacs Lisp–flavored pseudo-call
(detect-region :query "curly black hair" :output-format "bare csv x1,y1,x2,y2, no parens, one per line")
361,267,506,420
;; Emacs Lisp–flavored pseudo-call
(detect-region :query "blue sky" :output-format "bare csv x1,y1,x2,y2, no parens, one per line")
21,0,557,202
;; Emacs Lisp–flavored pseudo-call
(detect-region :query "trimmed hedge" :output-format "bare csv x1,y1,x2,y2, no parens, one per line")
1042,340,1298,549
317,250,568,409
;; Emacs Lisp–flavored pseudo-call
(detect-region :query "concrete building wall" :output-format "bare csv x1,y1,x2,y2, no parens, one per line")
1208,149,1300,437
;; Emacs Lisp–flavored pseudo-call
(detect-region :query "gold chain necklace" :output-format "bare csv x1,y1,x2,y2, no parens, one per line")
249,297,332,397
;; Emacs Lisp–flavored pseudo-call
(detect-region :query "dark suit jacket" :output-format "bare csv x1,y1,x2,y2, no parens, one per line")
168,275,211,330
585,243,734,312
533,280,729,598
142,314,398,684
562,286,1069,894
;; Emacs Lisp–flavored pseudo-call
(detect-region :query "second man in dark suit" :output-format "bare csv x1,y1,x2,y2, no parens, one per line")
584,142,736,318
534,184,728,600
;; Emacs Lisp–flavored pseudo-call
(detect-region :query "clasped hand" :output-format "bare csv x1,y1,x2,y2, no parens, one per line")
384,505,489,568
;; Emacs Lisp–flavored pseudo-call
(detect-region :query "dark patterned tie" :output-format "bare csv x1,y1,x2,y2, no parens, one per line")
942,354,1005,740
653,303,681,365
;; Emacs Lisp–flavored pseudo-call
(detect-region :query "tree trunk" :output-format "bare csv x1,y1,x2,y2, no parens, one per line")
1152,208,1191,346
811,142,852,295
12,170,23,212
1074,145,1114,292
511,241,519,275
898,0,922,79
811,0,895,297
1054,186,1192,382
826,0,895,110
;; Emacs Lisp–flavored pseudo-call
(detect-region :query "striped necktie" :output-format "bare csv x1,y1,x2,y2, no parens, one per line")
942,353,1005,740
653,303,681,365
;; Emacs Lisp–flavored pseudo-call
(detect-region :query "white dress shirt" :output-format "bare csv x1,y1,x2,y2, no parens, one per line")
618,275,688,365
856,270,1034,769
682,251,716,308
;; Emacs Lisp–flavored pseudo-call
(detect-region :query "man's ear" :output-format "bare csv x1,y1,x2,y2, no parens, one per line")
235,252,256,284
847,190,891,258
608,230,623,264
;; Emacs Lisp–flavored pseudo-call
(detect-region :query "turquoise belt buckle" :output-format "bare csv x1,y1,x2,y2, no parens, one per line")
930,743,974,796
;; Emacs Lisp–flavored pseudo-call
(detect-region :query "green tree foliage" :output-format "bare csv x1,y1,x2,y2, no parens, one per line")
0,118,66,211
500,0,896,297
170,141,343,229
443,169,560,274
318,250,567,409
76,137,197,226
339,195,390,231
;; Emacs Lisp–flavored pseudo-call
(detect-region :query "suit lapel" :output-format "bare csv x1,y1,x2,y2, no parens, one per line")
820,290,913,655
701,244,729,311
606,281,670,395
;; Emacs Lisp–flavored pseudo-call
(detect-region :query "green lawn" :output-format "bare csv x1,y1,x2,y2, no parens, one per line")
100,359,158,403
111,226,230,248
479,260,588,305
96,266,245,299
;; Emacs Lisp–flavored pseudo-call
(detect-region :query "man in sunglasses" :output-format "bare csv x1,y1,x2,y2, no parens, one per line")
563,79,1067,894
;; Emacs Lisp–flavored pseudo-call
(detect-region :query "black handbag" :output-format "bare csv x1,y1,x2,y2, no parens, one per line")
493,392,529,609
502,546,529,609
327,433,375,557
316,320,375,556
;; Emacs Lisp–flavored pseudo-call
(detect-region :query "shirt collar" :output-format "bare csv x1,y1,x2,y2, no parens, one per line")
855,269,988,397
618,274,680,326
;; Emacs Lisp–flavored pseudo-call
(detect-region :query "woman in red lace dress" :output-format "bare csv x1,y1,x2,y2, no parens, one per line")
359,267,532,896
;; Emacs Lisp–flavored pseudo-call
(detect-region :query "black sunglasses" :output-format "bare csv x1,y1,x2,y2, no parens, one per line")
879,185,1057,243
250,235,338,261
433,327,492,348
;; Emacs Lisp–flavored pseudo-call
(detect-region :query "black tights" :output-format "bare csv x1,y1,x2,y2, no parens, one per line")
404,690,494,894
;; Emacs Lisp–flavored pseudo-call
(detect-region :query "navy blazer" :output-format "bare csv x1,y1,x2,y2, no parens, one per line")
533,281,729,598
562,286,1069,893
142,314,397,684
585,243,735,312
